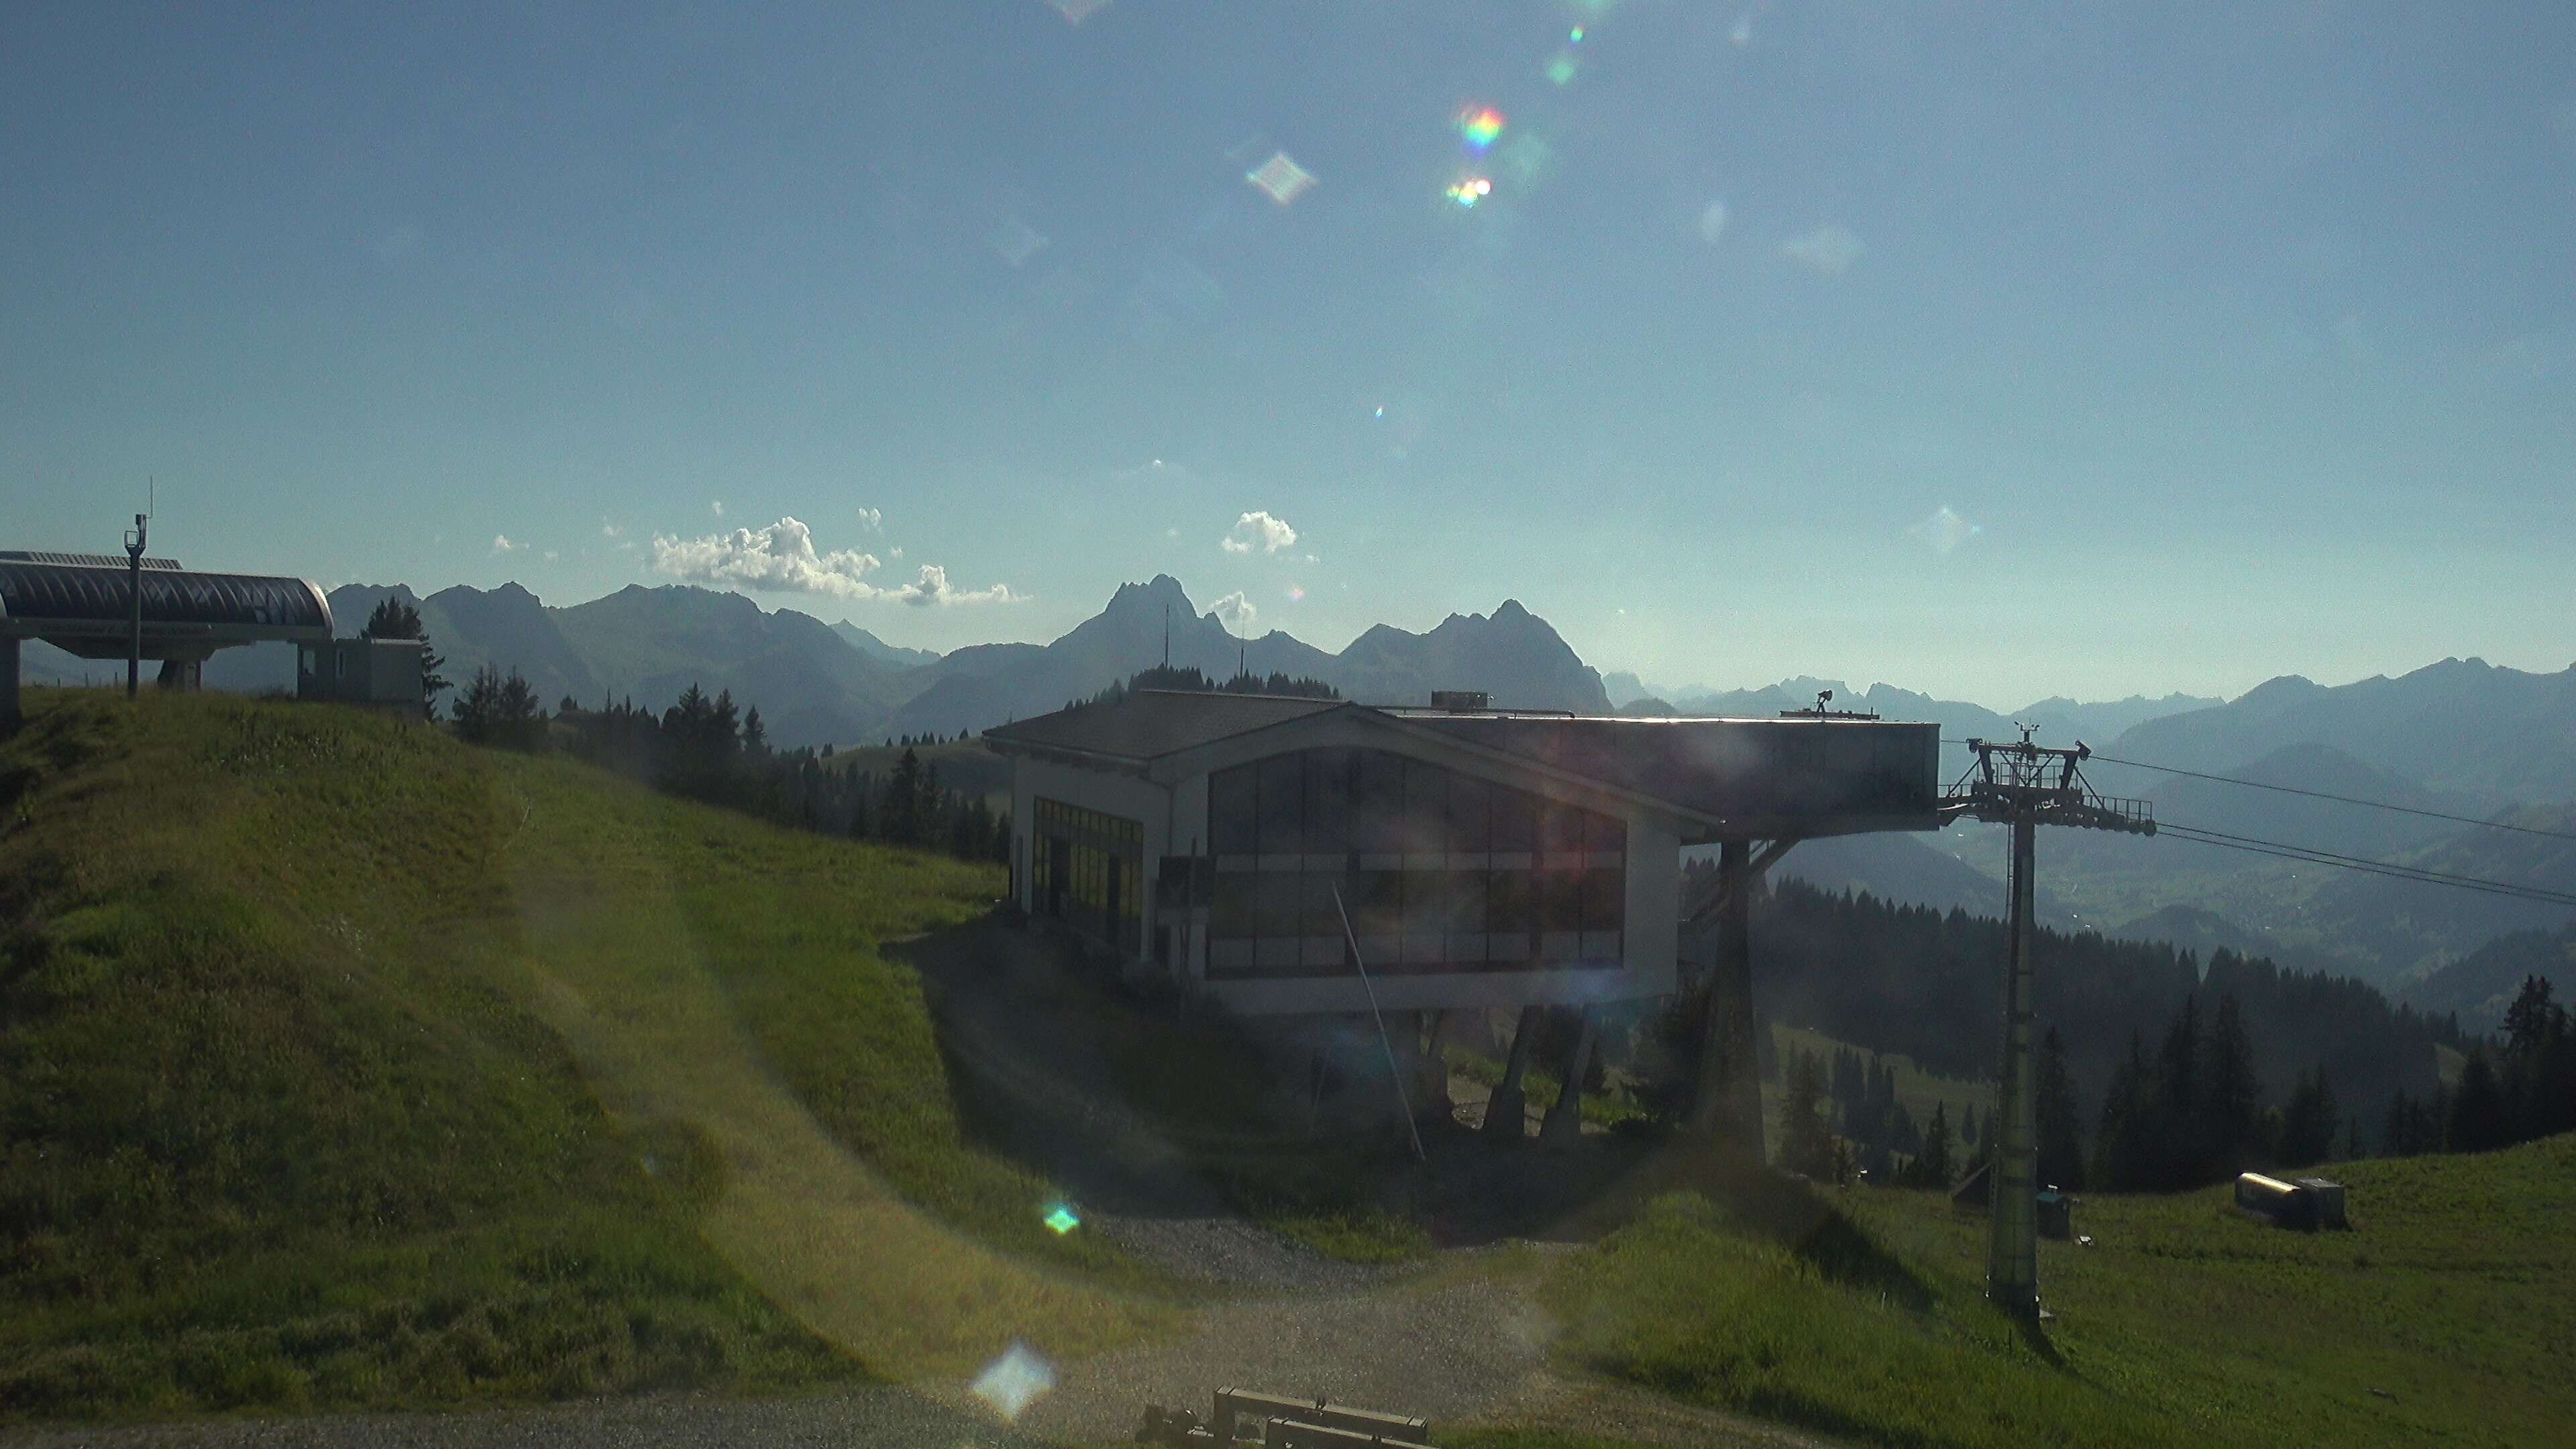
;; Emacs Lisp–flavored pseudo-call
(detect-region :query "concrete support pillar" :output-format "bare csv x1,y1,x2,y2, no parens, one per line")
1,637,19,734
155,658,202,691
1690,840,1766,1167
1484,1004,1543,1141
1415,1009,1455,1125
1539,1006,1598,1148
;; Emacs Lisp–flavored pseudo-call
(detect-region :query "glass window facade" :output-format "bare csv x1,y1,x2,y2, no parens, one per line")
1032,798,1144,955
1206,749,1625,979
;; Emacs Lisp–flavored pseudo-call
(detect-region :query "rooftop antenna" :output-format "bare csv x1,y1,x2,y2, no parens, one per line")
1162,602,1171,672
123,485,152,700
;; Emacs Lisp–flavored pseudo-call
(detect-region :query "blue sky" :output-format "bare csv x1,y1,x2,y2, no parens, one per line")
5,1,2571,706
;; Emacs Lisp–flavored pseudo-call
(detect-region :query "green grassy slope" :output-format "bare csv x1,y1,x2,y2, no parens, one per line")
1547,1135,2576,1449
0,690,1157,1424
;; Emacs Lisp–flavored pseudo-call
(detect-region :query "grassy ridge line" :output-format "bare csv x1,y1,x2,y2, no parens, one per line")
0,690,1162,1422
1548,1134,2576,1448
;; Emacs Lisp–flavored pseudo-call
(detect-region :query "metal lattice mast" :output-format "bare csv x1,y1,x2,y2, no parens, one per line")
1944,729,2152,1319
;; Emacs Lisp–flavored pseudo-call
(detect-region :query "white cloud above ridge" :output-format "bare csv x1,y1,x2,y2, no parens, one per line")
894,563,1018,607
1210,590,1258,631
650,515,1018,605
491,533,520,554
1221,510,1298,555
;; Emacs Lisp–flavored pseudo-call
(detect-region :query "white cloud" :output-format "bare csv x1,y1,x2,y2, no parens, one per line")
1220,510,1299,555
651,516,885,596
491,533,520,554
894,563,1018,607
890,546,904,559
601,522,623,539
711,499,724,516
1210,591,1258,632
1780,224,1865,276
856,506,883,531
1908,505,1984,555
1697,201,1729,244
1165,527,1182,539
543,549,559,561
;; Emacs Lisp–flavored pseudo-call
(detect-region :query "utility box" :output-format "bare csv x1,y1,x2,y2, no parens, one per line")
299,637,425,710
1428,690,1489,712
2235,1172,2349,1231
2292,1177,2349,1230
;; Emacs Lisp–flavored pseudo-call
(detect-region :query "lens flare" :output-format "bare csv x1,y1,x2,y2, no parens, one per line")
1042,1203,1081,1234
1244,151,1317,205
1570,25,1585,42
1546,54,1578,86
1458,105,1506,151
1286,584,1306,602
1444,175,1494,207
970,1344,1057,1421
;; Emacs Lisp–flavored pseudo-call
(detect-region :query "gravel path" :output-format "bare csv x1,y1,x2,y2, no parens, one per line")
1085,1212,1417,1293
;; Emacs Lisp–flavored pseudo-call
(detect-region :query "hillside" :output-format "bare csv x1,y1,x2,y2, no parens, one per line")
0,689,1160,1421
2405,921,2576,1033
1548,1133,2576,1448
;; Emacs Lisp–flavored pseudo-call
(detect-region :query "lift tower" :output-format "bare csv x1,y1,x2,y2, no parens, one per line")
1945,731,2153,1318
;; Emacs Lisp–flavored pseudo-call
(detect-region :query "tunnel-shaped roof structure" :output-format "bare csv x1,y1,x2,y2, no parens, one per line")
0,555,333,659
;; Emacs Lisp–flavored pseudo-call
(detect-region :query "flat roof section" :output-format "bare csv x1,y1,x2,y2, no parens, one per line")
1393,710,1942,835
987,691,1944,837
985,690,1343,763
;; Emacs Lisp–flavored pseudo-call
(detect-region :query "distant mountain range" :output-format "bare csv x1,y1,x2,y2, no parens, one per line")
829,621,941,669
882,576,1609,738
60,574,1615,751
27,568,2573,1004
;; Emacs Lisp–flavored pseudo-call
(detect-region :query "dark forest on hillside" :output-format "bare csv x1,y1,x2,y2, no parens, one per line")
1728,871,2471,1160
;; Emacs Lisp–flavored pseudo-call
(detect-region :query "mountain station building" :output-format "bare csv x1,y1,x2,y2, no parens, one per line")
985,690,1943,1019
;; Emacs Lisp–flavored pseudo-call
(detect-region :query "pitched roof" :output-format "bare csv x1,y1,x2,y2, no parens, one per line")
983,690,1344,762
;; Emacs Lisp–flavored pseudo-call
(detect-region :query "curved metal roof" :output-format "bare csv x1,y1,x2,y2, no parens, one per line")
0,560,331,640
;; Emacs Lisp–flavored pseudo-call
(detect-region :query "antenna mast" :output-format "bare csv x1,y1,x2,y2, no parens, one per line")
123,500,150,700
1943,728,2152,1320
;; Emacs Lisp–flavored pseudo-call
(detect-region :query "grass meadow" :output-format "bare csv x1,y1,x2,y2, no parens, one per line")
1544,1133,2575,1448
0,689,1166,1423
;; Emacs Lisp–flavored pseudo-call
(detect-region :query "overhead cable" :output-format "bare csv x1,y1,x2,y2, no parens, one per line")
2153,823,2576,910
1937,737,2576,844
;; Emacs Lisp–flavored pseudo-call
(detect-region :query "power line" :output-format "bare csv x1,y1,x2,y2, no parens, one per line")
2155,823,2576,910
2088,750,2576,844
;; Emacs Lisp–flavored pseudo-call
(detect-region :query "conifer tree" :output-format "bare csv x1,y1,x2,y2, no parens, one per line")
2448,1051,2513,1152
2035,1026,2086,1191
